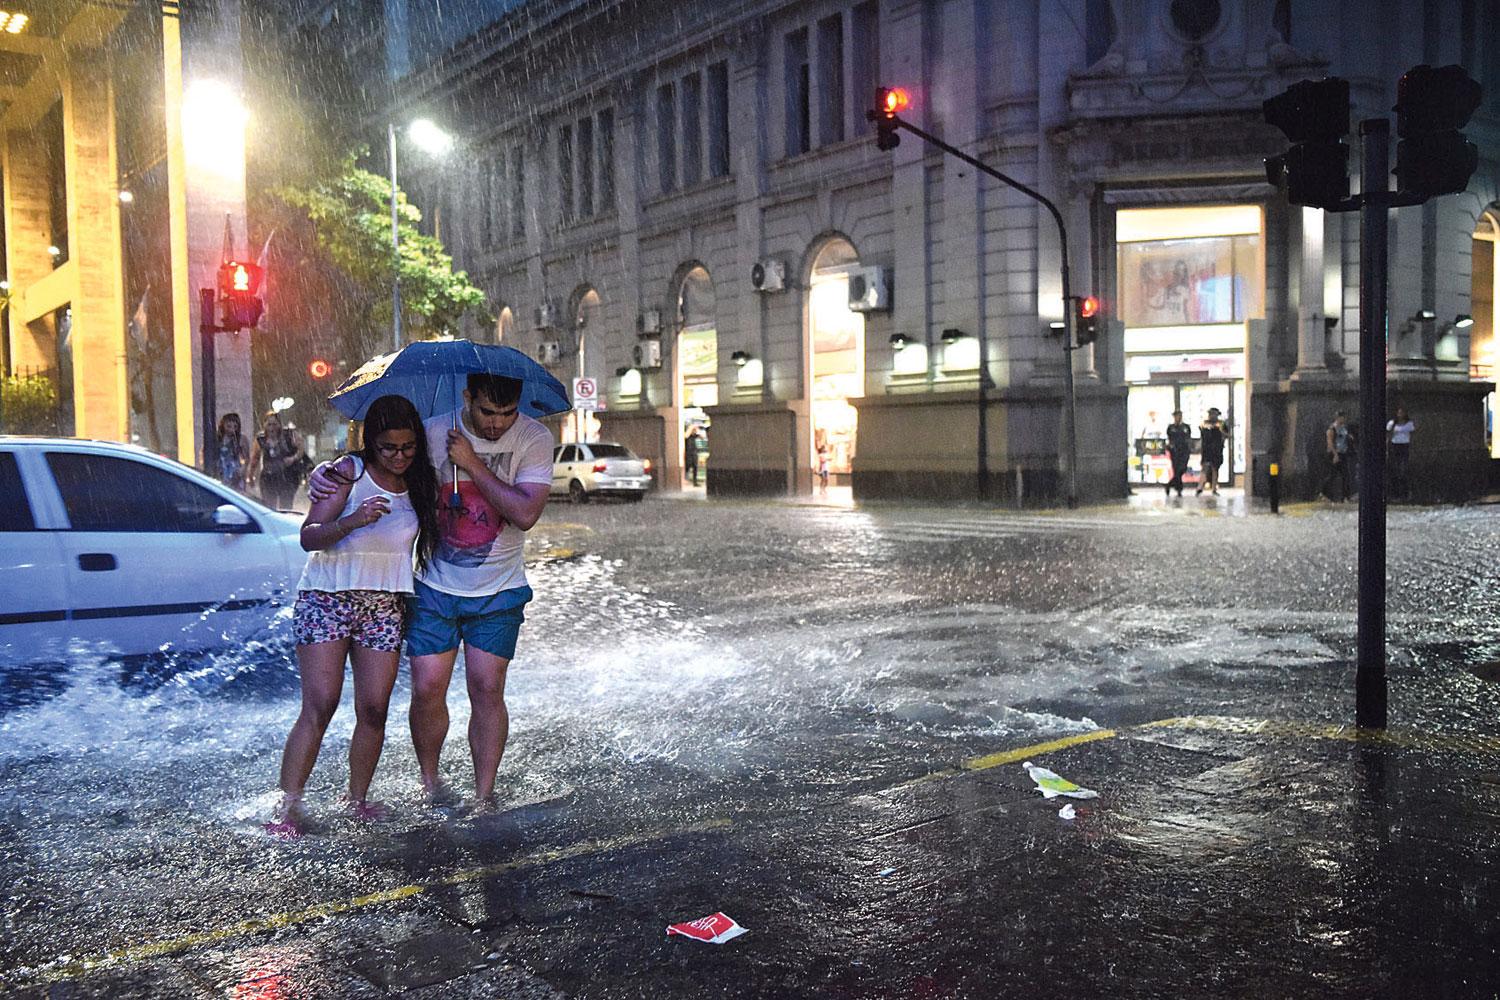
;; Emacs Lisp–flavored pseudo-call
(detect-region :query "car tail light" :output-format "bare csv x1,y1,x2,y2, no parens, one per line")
643,459,652,473
593,462,607,473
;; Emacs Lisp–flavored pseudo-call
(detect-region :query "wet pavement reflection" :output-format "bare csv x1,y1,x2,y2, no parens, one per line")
3,497,1499,996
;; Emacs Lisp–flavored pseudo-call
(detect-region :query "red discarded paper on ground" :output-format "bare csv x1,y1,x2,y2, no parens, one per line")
665,911,747,944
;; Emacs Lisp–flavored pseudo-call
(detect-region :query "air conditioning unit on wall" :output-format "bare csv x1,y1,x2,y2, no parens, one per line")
537,340,562,365
848,266,892,312
534,301,560,329
637,308,663,336
750,258,786,293
633,340,662,370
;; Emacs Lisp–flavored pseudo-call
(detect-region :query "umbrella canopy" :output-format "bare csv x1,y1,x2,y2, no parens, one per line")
327,339,571,421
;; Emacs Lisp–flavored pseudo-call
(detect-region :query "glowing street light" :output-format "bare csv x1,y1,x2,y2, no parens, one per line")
387,117,454,351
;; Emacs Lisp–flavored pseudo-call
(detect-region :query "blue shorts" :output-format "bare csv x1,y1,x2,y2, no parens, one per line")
406,581,533,660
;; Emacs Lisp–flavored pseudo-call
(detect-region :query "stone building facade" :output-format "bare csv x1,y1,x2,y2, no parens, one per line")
392,0,1500,502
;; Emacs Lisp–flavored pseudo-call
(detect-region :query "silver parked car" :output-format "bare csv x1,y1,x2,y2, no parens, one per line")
551,441,652,502
0,437,307,666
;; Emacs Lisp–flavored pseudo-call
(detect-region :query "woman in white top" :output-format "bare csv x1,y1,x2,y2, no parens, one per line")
269,394,439,836
1386,404,1416,502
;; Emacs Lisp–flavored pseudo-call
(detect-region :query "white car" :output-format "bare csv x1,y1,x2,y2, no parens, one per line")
551,441,652,502
0,437,307,665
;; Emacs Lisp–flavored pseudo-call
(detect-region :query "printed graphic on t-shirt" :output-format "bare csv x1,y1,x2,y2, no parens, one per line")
436,451,511,567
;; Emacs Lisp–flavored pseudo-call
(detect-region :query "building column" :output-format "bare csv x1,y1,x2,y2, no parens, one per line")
1,133,55,376
1292,206,1329,377
61,55,129,441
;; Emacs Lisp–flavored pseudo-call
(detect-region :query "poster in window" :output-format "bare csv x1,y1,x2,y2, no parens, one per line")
1120,237,1256,327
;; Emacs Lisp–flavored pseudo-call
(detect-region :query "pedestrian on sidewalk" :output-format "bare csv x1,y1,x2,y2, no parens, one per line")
309,374,554,811
1164,409,1192,497
249,410,306,511
817,444,831,489
1387,404,1415,502
1323,410,1356,502
215,412,250,492
1196,408,1226,495
684,425,704,487
269,394,438,837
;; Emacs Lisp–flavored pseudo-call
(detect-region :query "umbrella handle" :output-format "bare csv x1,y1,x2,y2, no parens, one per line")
449,462,462,507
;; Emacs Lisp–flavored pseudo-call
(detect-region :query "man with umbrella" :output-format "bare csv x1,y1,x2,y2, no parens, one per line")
313,347,565,809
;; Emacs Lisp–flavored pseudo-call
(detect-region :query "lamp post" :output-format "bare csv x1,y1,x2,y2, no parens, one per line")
388,118,454,353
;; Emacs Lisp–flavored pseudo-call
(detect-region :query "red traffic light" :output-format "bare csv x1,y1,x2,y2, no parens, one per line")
308,359,332,380
878,87,910,117
1079,295,1100,319
217,259,263,296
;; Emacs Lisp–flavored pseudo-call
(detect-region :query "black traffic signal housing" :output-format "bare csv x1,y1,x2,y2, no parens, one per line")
1393,64,1482,200
216,260,264,331
1074,295,1100,347
869,86,908,152
1263,78,1351,210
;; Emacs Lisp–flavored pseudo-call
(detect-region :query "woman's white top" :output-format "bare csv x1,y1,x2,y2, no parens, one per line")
297,461,418,594
1387,420,1415,445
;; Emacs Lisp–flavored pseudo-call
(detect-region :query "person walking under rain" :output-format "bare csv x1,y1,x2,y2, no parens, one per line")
216,412,250,492
1164,409,1192,497
249,410,306,511
309,373,554,811
269,395,439,837
684,425,704,487
1387,404,1415,502
1196,407,1227,496
1323,410,1356,502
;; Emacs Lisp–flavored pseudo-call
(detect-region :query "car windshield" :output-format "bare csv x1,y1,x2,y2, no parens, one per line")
589,444,634,459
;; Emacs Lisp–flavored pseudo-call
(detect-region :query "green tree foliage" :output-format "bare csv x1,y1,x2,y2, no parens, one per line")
271,155,489,350
0,373,59,435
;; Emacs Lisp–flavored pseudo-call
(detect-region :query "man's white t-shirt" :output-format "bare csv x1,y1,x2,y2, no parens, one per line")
417,408,554,597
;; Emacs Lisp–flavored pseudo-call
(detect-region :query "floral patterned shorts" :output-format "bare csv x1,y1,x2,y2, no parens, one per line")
293,590,408,652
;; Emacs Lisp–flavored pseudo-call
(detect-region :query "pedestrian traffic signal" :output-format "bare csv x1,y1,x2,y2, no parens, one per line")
1263,78,1351,211
216,259,264,331
1393,64,1482,200
869,86,908,151
1074,295,1100,347
307,359,332,380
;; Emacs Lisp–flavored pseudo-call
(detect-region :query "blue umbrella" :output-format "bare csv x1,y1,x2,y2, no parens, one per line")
327,339,571,421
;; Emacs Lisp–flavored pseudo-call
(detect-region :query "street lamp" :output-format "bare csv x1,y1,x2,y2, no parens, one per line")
388,118,454,353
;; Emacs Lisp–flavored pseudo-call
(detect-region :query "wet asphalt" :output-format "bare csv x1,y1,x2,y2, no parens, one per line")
2,490,1499,997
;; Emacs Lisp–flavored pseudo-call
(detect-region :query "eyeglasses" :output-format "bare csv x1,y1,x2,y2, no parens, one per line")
375,442,419,457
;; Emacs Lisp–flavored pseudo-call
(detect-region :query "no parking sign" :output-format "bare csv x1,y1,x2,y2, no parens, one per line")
573,377,600,411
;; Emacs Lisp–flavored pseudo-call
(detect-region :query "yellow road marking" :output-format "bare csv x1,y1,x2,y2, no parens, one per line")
4,818,731,988
11,715,1500,986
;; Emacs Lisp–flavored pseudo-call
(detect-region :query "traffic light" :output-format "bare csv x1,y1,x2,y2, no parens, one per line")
1074,295,1100,347
216,259,264,331
1393,64,1482,200
869,86,908,151
307,359,332,380
1263,78,1351,210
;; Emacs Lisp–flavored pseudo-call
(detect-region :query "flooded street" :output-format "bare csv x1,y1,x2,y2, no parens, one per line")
4,496,1500,997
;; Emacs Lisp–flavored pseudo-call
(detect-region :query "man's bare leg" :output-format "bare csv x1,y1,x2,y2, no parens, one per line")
463,645,511,802
409,649,459,797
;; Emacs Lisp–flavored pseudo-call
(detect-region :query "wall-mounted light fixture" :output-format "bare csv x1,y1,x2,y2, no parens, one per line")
1410,308,1437,323
1049,320,1066,333
940,327,964,345
731,350,752,367
889,333,910,350
47,245,61,257
118,190,134,204
1454,314,1474,329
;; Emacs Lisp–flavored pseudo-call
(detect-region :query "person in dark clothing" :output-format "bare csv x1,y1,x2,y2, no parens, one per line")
250,410,306,510
1164,410,1192,497
684,426,704,487
1196,408,1227,495
1323,410,1355,502
1386,404,1415,502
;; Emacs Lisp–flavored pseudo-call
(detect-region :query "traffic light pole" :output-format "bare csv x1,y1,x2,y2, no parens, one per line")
1355,118,1390,729
198,287,218,474
389,122,403,354
885,114,1078,507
